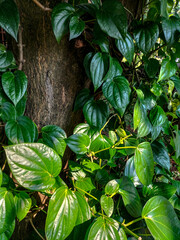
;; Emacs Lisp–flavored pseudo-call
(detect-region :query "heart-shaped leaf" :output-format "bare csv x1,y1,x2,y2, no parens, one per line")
0,50,13,69
103,56,122,80
142,196,180,240
162,16,180,45
73,123,99,141
69,15,85,40
158,58,177,81
75,177,95,192
45,186,78,240
0,102,16,122
105,179,120,196
149,105,167,127
100,195,114,217
65,133,90,154
4,143,62,191
74,89,93,111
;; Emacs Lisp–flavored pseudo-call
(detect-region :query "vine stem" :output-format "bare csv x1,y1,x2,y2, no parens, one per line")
121,223,141,239
100,113,121,135
115,146,137,150
32,0,52,11
124,217,143,227
74,185,100,202
29,218,45,240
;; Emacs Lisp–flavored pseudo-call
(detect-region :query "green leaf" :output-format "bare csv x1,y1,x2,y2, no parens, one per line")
102,76,131,116
90,52,108,91
162,16,180,45
75,191,91,225
84,52,94,80
65,133,90,154
14,192,32,221
124,138,139,155
134,22,159,53
160,0,168,18
5,116,38,144
81,159,100,174
95,169,109,185
133,101,141,130
41,125,67,157
173,128,180,158
75,177,95,192
105,179,120,195
2,71,28,106
151,141,170,170
118,176,142,217
69,161,86,180
73,123,99,141
169,194,180,211
45,186,78,240
104,57,122,80
97,0,127,39
74,89,93,111
69,16,85,40
151,83,163,96
5,143,62,191
52,3,75,43
135,142,154,186
171,75,180,94
158,58,177,81
0,187,16,234
87,217,120,240
0,0,19,40
83,100,109,130
124,156,141,187
118,228,127,240
0,102,16,122
142,196,180,240
0,50,13,69
137,105,152,138
100,195,114,217
144,58,159,78
0,168,2,187
0,220,15,240
15,95,27,116
115,33,134,64
149,105,167,127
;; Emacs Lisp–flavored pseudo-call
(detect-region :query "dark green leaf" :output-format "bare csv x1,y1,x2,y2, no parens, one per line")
137,105,152,138
73,123,99,141
74,89,93,111
162,16,180,45
124,156,141,187
52,3,75,43
15,95,27,116
45,186,78,240
0,0,19,40
142,196,180,240
14,192,32,221
83,100,109,130
0,50,13,69
0,187,16,234
158,58,177,81
104,57,122,80
95,169,109,185
151,141,170,170
134,22,159,53
97,0,127,39
171,75,180,94
0,102,16,122
160,0,168,18
65,133,90,154
2,71,28,106
149,105,167,127
5,143,62,191
41,125,67,157
116,33,134,64
102,76,131,116
69,16,85,40
83,52,94,79
90,52,108,91
100,195,114,217
135,142,154,186
144,58,159,78
75,177,95,192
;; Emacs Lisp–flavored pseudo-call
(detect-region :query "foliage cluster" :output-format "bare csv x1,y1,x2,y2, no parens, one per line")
0,0,180,239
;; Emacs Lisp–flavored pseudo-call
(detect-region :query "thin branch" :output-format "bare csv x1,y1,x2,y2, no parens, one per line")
32,0,52,11
18,26,25,70
30,218,46,240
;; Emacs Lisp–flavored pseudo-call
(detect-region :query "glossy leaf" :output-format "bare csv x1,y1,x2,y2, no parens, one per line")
162,16,180,45
65,133,90,154
69,161,86,180
83,100,109,130
134,22,159,53
118,176,142,217
14,192,32,221
74,89,93,111
87,217,120,240
75,191,91,225
97,0,127,39
0,102,16,122
100,195,114,217
104,57,122,80
52,3,75,43
116,33,134,64
41,125,67,157
5,143,62,191
15,95,27,116
137,105,152,138
173,128,180,158
73,123,99,141
103,76,130,116
118,228,127,240
0,50,13,69
0,0,19,40
151,141,170,170
142,196,180,240
45,186,78,240
169,194,180,211
81,159,100,174
135,142,154,186
158,58,177,81
0,220,15,240
83,52,94,79
171,75,180,94
75,177,95,192
133,101,141,130
149,105,167,127
0,187,16,234
124,138,139,155
5,116,38,144
2,71,28,106
105,179,120,195
124,156,141,187
90,52,108,91
69,16,85,40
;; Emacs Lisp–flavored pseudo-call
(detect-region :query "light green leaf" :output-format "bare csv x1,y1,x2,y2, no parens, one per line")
14,192,32,221
65,133,90,154
75,177,95,192
69,16,85,40
105,179,120,196
100,195,114,217
133,101,141,130
0,220,15,240
0,168,2,187
5,143,62,191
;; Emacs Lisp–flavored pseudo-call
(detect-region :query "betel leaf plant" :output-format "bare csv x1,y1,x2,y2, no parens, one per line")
0,0,180,239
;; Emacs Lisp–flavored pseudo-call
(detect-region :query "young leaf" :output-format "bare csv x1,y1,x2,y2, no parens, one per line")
158,58,177,81
4,143,62,191
142,196,180,240
75,192,91,225
83,100,109,130
135,142,154,186
52,3,75,43
102,76,131,116
69,16,85,40
96,0,127,39
105,179,120,196
41,125,67,157
2,71,28,106
45,186,78,240
5,116,38,144
0,188,16,234
134,22,159,53
115,33,134,64
65,133,90,154
0,0,19,40
100,195,114,217
14,192,32,222
0,102,16,122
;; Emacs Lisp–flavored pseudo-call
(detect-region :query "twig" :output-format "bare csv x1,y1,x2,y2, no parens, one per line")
18,25,25,70
30,218,46,240
32,0,52,11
